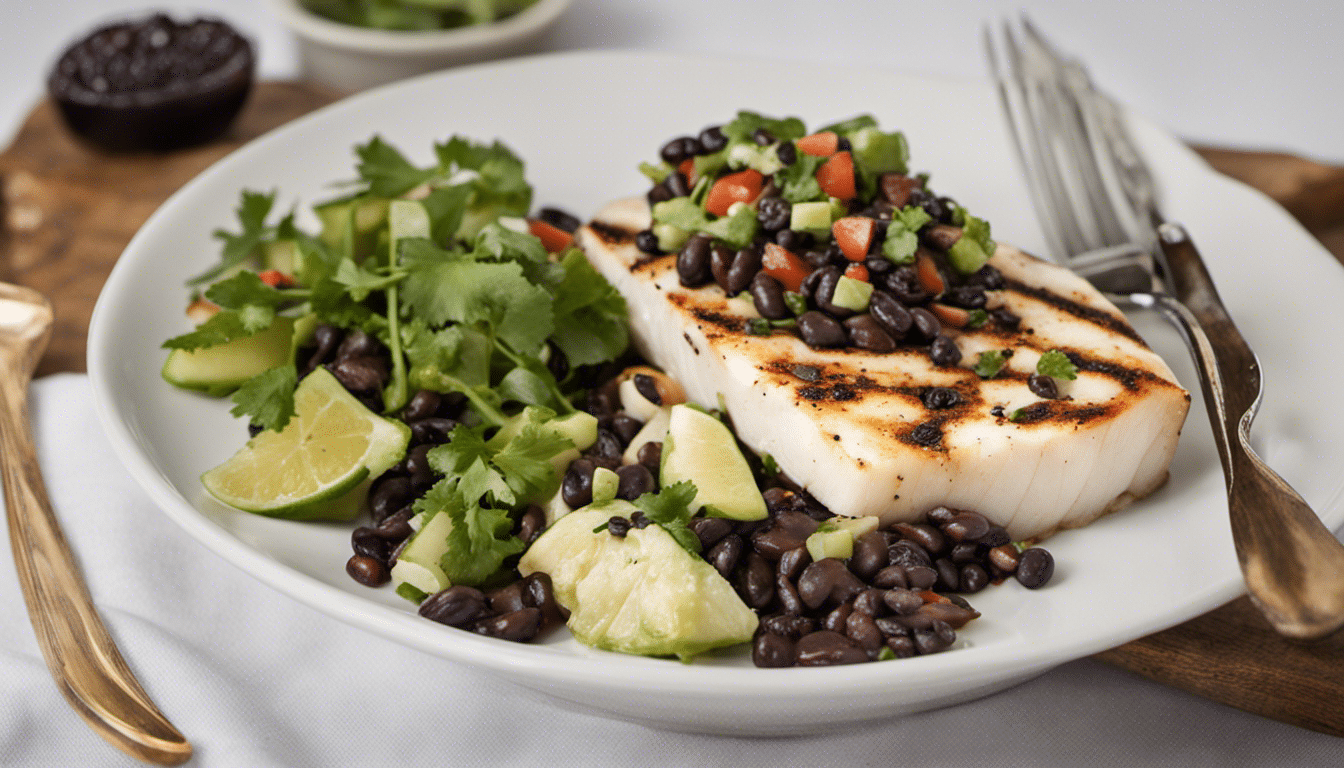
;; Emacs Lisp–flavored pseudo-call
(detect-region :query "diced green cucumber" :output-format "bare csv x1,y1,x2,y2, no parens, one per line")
314,196,390,252
260,239,299,279
848,126,909,178
790,201,833,239
806,525,854,561
162,316,297,396
830,275,874,312
390,510,454,600
653,223,690,253
726,141,785,176
659,405,767,521
591,467,619,505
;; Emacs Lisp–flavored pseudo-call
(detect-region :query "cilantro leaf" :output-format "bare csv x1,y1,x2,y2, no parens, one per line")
974,350,1009,379
229,364,297,431
355,136,435,198
633,481,702,556
203,271,288,310
1037,350,1079,380
777,153,826,203
413,479,526,588
720,111,807,143
882,205,933,264
189,190,278,285
491,422,574,502
161,306,275,351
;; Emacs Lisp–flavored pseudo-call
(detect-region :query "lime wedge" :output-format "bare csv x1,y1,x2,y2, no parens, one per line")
202,367,410,520
659,405,767,521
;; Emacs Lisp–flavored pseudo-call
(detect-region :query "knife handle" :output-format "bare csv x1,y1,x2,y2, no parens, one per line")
1156,222,1344,639
0,354,193,765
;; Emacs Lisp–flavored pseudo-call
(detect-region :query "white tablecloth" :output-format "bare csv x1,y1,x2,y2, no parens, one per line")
3,1,1344,765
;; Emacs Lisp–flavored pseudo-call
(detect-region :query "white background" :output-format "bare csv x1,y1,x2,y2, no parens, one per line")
2,1,1343,766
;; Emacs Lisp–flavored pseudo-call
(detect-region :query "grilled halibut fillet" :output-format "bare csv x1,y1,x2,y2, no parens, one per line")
578,198,1190,540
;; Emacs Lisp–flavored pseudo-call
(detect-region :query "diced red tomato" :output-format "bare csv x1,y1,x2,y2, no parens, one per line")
760,243,810,292
929,303,970,328
832,216,876,262
704,169,765,217
796,131,840,157
527,218,575,253
843,263,869,283
678,158,696,184
915,250,946,295
257,269,293,288
919,590,952,605
816,151,857,201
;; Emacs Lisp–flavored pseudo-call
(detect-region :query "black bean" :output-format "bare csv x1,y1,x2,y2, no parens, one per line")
797,558,865,609
908,307,941,342
1016,548,1055,589
521,572,566,629
590,429,624,460
635,229,661,255
761,614,815,639
402,390,441,422
707,534,744,580
409,417,456,446
913,620,956,655
778,546,811,581
926,506,957,525
1028,373,1060,399
631,374,662,406
751,511,820,559
709,243,736,292
775,141,797,166
848,531,889,580
611,413,643,446
980,525,1011,548
677,233,713,287
615,463,654,501
846,611,885,656
919,601,980,629
943,512,990,542
518,505,545,545
871,565,909,589
949,541,980,564
960,563,989,593
922,387,962,410
301,323,343,375
883,588,924,616
472,608,543,642
738,552,776,610
810,266,853,318
880,265,931,304
373,507,414,541
796,311,848,348
351,526,390,563
659,135,698,164
967,264,1005,290
752,127,776,146
487,581,527,614
346,555,387,586
775,573,805,616
561,458,596,508
757,196,791,232
752,632,796,668
647,180,675,206
722,247,762,296
988,544,1021,574
335,329,383,361
369,476,413,523
795,631,868,666
851,588,887,618
689,516,733,550
775,229,813,252
744,273,786,321
665,171,690,198
868,291,912,340
929,334,961,367
822,602,852,634
844,315,897,352
990,306,1021,329
606,515,631,537
905,565,939,591
887,539,932,570
419,585,488,626
885,635,917,658
537,206,581,233
327,356,387,393
636,441,662,471
630,511,652,529
934,558,960,591
698,125,727,152
406,443,436,491
944,285,987,309
893,522,945,556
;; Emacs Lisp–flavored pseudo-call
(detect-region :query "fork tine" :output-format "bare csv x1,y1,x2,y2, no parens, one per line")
988,22,1091,262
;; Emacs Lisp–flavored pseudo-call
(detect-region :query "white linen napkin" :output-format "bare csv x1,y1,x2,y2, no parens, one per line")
1,373,1338,767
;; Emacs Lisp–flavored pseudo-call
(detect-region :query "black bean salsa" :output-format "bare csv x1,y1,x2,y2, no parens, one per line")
328,221,1055,666
635,112,1016,359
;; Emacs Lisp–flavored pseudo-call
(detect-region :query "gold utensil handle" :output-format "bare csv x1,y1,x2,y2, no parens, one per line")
1,372,192,765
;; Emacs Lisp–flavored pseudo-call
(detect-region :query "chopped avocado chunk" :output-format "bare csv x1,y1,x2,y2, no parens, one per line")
830,275,874,313
518,505,759,660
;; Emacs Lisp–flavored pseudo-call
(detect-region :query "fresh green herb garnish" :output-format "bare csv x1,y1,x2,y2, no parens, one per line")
974,350,1009,379
633,481,702,556
881,205,933,265
300,0,538,32
1037,350,1079,380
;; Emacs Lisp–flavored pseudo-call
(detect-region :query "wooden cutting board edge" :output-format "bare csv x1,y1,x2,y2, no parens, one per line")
3,81,1342,738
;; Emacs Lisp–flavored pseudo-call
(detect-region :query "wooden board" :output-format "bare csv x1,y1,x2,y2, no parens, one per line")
4,80,1344,737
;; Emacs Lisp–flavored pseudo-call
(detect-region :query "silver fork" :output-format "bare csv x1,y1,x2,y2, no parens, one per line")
987,18,1344,640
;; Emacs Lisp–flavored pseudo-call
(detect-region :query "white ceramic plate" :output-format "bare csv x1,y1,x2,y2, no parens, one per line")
87,51,1344,736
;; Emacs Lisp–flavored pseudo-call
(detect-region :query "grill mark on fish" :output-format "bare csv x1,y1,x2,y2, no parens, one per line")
1008,400,1116,426
587,220,639,247
1004,278,1145,345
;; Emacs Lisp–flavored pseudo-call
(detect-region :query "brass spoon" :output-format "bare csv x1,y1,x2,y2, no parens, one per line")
0,282,192,765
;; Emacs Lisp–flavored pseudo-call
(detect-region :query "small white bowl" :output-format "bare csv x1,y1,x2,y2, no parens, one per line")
265,0,573,91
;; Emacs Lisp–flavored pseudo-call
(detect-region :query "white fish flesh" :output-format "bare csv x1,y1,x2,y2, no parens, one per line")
577,198,1189,540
